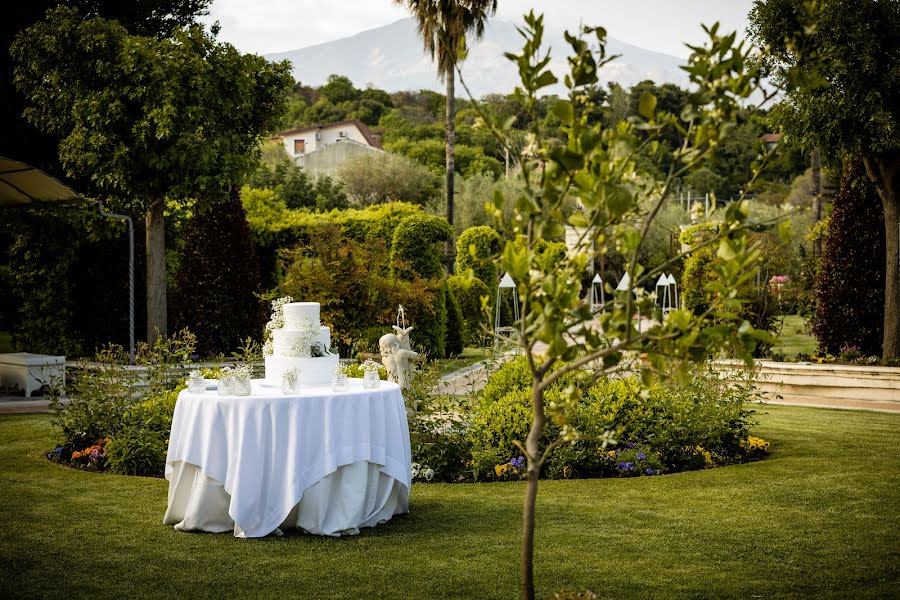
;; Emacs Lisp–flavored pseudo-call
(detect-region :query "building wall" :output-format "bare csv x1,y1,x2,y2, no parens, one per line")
296,141,382,176
280,124,371,160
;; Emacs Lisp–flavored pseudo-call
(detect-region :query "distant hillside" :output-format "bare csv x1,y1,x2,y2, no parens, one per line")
265,18,688,97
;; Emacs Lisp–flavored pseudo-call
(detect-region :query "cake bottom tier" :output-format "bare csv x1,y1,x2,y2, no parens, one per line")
265,354,340,388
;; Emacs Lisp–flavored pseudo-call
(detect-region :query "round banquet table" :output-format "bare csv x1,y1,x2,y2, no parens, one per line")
163,378,411,538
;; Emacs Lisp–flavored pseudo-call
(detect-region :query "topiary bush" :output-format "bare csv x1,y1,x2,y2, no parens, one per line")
455,225,501,287
813,157,885,356
390,213,453,280
172,187,264,356
447,274,492,347
445,284,465,356
390,213,453,357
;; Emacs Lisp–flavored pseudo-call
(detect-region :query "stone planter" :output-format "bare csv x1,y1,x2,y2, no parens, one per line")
717,360,900,412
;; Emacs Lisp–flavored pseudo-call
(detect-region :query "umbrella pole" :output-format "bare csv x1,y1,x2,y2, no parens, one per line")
98,202,135,364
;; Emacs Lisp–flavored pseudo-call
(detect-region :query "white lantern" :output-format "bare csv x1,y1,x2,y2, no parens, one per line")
590,273,605,313
495,273,520,347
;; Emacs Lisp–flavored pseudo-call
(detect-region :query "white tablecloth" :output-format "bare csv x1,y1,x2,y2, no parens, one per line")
163,379,411,538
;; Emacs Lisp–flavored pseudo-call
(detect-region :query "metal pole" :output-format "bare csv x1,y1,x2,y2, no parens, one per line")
98,202,135,364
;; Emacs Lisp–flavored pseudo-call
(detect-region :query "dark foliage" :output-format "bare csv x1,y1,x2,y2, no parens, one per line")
0,204,139,356
172,188,264,356
813,157,885,356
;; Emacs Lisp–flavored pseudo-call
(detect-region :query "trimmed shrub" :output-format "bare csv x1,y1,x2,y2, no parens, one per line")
105,425,167,476
172,187,264,356
447,274,492,346
280,228,436,355
241,196,425,286
445,284,464,356
813,157,885,356
679,223,720,313
390,213,453,280
391,214,453,357
455,226,501,287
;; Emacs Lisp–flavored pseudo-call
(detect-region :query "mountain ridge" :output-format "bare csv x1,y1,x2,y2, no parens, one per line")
264,18,688,96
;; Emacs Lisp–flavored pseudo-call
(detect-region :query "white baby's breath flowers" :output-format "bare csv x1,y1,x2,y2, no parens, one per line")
188,369,203,381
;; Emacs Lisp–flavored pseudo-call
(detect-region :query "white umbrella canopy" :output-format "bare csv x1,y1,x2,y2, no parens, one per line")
0,156,81,206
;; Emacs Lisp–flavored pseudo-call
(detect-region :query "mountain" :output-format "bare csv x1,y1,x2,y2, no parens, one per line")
265,18,688,97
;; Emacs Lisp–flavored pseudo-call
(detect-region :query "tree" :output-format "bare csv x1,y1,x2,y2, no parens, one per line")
172,187,264,355
476,14,768,599
813,158,885,356
12,7,291,343
0,0,211,182
749,0,900,358
394,0,498,229
337,152,440,206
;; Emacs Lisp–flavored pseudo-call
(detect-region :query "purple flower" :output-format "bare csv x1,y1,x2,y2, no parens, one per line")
646,468,655,475
89,448,100,461
625,442,636,449
617,461,634,471
636,452,646,461
510,456,525,469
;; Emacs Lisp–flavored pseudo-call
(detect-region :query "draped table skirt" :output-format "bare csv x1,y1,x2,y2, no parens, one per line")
164,379,411,538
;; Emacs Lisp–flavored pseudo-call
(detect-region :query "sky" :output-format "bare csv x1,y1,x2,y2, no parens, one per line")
199,0,757,59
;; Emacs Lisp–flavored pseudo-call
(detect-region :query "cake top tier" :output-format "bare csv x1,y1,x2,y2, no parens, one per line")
282,302,320,328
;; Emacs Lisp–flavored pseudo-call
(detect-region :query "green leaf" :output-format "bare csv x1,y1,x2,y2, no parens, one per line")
638,91,657,119
551,99,574,125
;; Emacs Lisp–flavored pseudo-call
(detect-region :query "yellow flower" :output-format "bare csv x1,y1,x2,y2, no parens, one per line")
607,450,616,458
494,464,509,477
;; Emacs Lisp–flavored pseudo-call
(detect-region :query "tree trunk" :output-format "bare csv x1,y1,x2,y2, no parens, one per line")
146,198,167,345
863,153,900,359
811,147,823,256
446,67,456,228
521,385,545,600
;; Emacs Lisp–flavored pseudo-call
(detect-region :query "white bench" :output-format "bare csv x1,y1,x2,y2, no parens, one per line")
0,353,66,397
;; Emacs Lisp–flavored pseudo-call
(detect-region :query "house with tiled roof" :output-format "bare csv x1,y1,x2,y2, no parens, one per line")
272,120,382,175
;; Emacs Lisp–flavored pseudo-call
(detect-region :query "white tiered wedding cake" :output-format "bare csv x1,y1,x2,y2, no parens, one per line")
264,300,339,387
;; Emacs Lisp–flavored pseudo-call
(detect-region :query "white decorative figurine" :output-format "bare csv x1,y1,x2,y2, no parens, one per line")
379,324,419,389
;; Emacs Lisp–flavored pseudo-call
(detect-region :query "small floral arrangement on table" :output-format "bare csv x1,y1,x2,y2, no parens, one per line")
361,358,382,389
330,362,350,391
186,369,205,393
219,364,253,396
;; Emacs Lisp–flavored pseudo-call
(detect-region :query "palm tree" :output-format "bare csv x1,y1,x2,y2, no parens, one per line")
395,0,498,229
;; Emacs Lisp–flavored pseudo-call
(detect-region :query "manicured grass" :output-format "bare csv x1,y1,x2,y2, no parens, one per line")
1,405,898,599
772,314,817,358
435,346,493,376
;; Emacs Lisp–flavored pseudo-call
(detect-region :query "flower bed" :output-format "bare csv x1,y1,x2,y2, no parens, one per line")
410,358,771,483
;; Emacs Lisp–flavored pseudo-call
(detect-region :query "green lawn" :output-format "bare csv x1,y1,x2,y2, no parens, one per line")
772,314,817,358
1,405,898,599
435,346,493,376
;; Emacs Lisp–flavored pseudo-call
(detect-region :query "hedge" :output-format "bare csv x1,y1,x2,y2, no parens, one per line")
241,192,425,287
455,226,501,287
